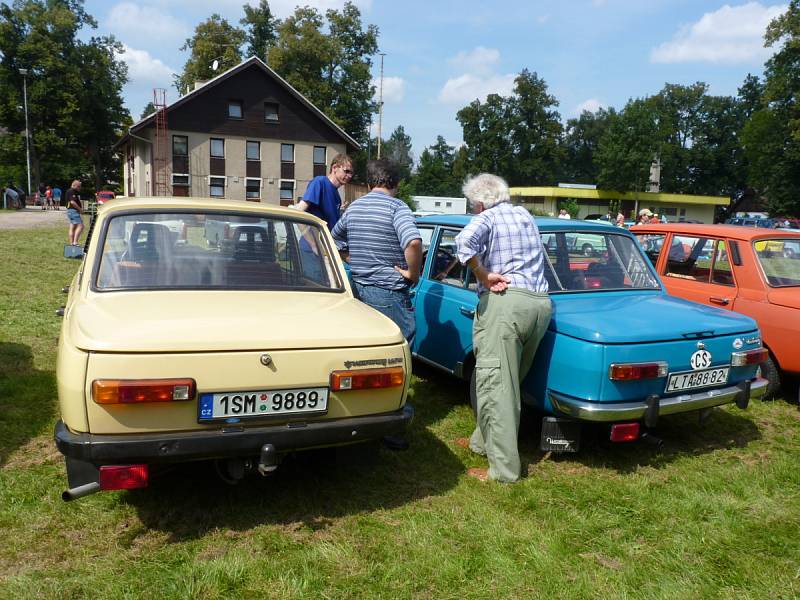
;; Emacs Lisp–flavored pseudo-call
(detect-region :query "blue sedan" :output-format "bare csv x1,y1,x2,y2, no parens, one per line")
411,215,768,451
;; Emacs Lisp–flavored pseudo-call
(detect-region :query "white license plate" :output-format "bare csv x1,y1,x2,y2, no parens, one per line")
665,367,729,393
198,387,328,421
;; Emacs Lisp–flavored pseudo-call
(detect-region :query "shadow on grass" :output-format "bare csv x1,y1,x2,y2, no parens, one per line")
0,342,57,467
125,372,465,542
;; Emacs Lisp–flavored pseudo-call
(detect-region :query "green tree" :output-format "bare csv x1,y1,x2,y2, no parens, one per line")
241,0,279,63
382,125,413,180
175,14,245,96
268,2,378,145
411,136,461,197
563,107,615,184
140,102,156,119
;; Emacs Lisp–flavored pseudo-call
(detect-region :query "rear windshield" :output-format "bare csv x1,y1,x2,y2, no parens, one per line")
94,211,343,291
753,239,800,287
540,231,660,292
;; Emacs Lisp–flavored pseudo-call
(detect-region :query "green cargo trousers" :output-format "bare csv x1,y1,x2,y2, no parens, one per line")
469,288,552,482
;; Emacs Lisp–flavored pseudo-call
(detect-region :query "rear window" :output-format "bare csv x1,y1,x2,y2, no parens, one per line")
753,239,800,287
540,231,659,292
94,211,343,291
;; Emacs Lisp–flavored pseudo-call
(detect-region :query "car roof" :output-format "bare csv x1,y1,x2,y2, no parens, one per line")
630,222,800,241
97,196,324,223
417,212,626,233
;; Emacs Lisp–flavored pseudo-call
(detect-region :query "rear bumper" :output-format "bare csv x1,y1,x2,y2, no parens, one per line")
55,404,414,464
549,378,767,422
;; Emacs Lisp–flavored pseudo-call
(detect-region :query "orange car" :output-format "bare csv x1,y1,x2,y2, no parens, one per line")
632,222,800,398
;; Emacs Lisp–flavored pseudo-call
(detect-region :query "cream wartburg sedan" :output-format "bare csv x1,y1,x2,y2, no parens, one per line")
55,197,413,500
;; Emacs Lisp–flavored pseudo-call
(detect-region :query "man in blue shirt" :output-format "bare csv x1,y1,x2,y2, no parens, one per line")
331,158,422,342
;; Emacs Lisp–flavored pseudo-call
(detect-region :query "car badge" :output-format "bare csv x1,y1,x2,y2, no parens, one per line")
260,353,273,366
745,336,761,346
690,349,712,370
696,341,705,350
732,338,743,350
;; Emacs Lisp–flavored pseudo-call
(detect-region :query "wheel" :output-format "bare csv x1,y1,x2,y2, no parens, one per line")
581,243,594,256
757,355,781,400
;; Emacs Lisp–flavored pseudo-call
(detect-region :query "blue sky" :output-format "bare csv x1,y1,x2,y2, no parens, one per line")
83,0,786,159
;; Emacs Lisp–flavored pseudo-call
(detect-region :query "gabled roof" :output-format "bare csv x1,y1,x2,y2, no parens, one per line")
121,56,360,150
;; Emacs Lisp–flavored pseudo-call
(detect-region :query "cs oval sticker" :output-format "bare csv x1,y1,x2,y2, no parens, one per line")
690,349,712,370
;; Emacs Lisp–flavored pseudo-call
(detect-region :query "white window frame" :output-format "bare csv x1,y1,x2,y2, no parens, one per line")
280,143,294,163
313,145,327,165
209,176,226,197
171,174,191,186
228,100,243,119
279,179,295,201
245,177,262,199
246,140,260,161
210,138,225,158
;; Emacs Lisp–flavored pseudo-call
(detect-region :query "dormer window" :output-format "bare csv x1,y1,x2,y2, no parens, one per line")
264,102,279,122
228,100,243,119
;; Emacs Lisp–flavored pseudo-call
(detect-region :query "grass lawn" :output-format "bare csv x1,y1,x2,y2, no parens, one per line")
1,225,799,599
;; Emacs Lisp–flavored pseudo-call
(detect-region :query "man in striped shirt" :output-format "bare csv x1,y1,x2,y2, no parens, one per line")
331,159,422,342
455,173,552,483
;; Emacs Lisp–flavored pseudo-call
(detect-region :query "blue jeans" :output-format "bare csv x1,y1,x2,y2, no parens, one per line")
299,246,325,284
353,282,415,343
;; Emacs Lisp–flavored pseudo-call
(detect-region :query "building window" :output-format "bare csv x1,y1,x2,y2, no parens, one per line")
210,138,224,158
281,143,294,163
209,176,225,197
313,146,326,165
279,179,295,201
246,141,260,161
228,100,243,119
246,178,261,200
172,135,188,156
435,201,441,207
172,174,190,186
264,102,279,122
446,201,452,208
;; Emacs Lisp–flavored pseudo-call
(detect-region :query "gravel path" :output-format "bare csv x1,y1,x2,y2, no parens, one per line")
0,207,72,230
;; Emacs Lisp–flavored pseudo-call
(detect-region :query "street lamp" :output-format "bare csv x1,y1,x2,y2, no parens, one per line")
19,68,31,197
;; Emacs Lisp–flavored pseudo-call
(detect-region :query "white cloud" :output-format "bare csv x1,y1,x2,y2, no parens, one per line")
448,46,501,76
373,76,405,104
438,73,516,105
107,3,190,44
650,2,786,64
117,44,176,86
249,0,372,17
576,98,603,114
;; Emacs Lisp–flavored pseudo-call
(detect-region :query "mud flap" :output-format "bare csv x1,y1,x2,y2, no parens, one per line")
540,417,580,453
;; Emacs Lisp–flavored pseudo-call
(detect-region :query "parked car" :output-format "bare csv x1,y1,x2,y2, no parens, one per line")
412,215,767,452
95,191,116,205
55,197,413,500
632,222,800,398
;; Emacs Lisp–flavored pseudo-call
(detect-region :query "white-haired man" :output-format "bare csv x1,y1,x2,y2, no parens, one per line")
455,173,552,483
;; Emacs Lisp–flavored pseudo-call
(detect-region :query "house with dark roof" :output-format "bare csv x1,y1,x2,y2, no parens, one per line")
115,57,360,205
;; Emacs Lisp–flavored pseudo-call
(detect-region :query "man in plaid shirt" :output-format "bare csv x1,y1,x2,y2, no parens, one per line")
455,174,552,483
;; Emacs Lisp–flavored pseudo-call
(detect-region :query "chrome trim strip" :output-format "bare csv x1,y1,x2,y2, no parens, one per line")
549,378,768,422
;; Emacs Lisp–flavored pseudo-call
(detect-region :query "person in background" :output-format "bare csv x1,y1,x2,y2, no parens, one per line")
38,183,47,210
616,211,626,227
64,180,83,245
638,208,653,225
557,208,571,219
4,183,19,210
45,185,53,210
331,158,422,343
455,173,552,483
651,213,661,224
52,185,62,210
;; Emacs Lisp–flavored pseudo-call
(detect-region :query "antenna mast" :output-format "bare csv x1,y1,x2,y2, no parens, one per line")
152,88,168,196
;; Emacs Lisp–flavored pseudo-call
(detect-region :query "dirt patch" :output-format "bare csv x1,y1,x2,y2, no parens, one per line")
0,208,69,231
1,433,61,470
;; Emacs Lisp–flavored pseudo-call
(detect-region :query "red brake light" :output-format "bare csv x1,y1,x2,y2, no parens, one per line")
610,423,640,443
92,379,196,404
99,465,149,490
608,362,668,381
731,348,769,366
330,367,405,391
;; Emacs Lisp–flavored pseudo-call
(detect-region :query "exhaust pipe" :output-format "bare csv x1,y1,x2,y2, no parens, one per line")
640,432,664,450
62,481,100,501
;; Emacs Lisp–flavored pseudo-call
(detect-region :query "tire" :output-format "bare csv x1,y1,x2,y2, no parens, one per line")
757,355,781,400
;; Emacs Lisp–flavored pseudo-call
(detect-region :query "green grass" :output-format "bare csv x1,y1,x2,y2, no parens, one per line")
1,225,800,599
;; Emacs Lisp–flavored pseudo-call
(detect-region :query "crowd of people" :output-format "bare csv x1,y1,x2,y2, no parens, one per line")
300,154,552,484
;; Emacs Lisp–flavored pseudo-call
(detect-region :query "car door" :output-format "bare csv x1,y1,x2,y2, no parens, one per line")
658,233,739,311
412,226,477,374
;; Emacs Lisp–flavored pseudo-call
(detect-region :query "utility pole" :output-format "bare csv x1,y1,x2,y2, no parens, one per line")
19,68,31,196
376,53,386,159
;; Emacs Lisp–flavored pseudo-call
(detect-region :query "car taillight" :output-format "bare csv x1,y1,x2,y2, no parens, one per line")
99,465,148,490
330,367,405,391
92,378,196,404
731,348,769,366
610,422,640,442
608,362,668,381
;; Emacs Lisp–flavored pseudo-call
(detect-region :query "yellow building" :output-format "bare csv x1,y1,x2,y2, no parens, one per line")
509,186,730,223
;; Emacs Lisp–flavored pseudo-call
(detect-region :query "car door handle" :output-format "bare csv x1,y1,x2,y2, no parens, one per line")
460,306,475,318
709,296,729,306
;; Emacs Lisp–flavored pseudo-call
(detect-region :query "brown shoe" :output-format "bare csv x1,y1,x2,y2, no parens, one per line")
466,467,489,482
454,437,470,450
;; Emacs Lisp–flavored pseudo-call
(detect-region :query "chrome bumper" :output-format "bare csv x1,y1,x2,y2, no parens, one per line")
549,377,768,422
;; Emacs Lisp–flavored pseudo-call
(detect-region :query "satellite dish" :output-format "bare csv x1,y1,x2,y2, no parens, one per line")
211,59,219,71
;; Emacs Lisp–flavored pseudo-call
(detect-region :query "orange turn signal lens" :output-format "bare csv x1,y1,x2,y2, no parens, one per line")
330,367,405,391
92,378,196,404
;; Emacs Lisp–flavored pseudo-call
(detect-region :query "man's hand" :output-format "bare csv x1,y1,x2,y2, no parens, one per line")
483,271,510,293
394,265,418,284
